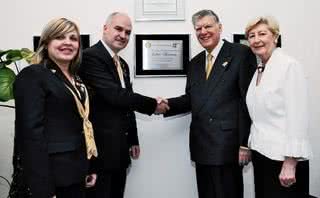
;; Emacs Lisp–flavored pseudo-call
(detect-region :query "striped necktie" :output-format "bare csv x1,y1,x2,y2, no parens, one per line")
113,54,125,88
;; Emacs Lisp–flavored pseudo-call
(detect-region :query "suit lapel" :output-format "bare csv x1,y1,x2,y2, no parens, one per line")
194,41,233,112
43,60,81,114
193,51,207,87
95,41,121,83
205,41,232,97
119,57,131,89
44,59,79,99
189,51,208,114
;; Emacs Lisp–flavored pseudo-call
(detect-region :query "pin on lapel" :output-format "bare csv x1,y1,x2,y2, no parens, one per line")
222,61,229,67
50,69,56,73
222,57,232,68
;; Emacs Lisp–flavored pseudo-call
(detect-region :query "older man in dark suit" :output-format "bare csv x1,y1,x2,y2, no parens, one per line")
79,12,168,198
163,10,256,198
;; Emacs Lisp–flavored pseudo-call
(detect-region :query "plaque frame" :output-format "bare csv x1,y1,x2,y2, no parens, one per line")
135,34,189,77
135,0,185,21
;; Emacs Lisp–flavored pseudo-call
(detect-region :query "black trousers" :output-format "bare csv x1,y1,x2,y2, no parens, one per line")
55,183,85,198
86,169,127,198
195,163,243,198
252,150,309,198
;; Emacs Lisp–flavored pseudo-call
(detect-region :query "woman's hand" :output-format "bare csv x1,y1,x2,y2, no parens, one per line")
279,157,297,187
85,173,97,188
239,147,251,166
130,145,140,159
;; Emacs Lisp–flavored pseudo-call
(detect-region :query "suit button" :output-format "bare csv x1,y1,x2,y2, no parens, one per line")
209,118,214,122
125,132,128,136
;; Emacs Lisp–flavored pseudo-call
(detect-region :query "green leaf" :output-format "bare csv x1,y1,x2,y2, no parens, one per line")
0,60,12,68
21,48,35,63
0,66,16,102
6,50,23,62
0,50,9,58
0,48,34,101
21,48,33,56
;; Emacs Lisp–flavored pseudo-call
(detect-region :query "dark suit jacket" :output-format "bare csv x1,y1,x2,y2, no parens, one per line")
79,41,157,170
13,61,89,197
166,40,256,165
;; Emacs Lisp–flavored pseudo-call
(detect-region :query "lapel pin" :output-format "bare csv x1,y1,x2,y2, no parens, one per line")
222,61,229,67
50,69,56,73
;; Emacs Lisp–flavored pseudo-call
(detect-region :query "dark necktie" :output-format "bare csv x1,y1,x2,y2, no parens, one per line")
256,63,265,86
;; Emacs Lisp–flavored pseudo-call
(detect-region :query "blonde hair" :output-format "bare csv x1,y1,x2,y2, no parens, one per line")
32,18,81,74
245,16,280,39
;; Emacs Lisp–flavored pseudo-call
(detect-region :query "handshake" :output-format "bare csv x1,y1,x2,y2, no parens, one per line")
154,97,170,115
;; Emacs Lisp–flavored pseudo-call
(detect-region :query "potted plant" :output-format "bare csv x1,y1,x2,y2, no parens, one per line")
0,48,34,106
0,48,34,196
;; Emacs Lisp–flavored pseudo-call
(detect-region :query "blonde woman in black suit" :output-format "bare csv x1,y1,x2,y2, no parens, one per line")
11,18,97,198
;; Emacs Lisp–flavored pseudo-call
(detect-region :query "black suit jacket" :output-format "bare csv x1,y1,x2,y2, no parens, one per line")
166,40,256,165
13,62,89,197
79,41,157,170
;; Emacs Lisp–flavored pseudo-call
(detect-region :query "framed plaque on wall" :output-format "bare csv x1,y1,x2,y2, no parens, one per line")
135,34,189,77
135,0,185,21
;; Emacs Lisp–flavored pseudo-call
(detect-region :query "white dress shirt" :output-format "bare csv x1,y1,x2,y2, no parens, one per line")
205,39,224,67
246,48,312,161
101,40,126,88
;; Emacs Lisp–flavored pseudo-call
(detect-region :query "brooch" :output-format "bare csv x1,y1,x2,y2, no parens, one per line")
222,61,229,67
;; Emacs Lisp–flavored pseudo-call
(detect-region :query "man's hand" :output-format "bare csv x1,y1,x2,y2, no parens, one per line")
279,157,297,187
130,145,140,159
154,97,170,114
85,173,97,188
238,147,251,166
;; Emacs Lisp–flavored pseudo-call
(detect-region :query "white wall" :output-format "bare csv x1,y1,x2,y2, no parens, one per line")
1,0,319,197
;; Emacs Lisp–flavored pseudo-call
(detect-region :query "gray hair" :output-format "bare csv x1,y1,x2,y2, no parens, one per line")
105,12,127,25
192,10,220,26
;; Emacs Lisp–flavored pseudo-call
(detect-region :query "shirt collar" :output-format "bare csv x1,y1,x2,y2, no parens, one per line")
101,39,117,58
206,39,224,58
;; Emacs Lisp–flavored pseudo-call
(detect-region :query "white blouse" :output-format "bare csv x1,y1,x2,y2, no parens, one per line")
246,48,312,161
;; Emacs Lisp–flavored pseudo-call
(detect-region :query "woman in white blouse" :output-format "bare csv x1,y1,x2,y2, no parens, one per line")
245,16,312,198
